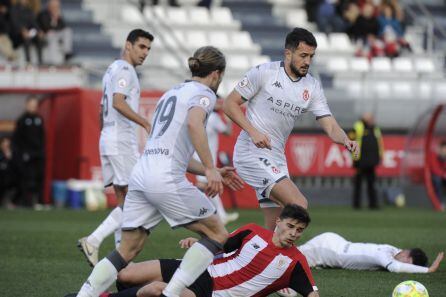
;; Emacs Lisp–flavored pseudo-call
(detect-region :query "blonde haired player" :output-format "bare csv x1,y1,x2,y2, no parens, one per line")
74,46,244,297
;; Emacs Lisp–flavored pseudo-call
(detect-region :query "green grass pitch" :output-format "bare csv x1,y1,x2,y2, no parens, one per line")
0,206,445,297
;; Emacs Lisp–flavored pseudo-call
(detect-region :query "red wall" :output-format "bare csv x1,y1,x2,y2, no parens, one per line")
40,90,407,208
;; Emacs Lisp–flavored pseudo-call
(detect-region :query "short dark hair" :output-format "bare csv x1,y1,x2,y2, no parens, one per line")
126,29,154,44
279,204,311,226
285,27,317,50
410,248,428,267
188,46,226,78
440,140,446,147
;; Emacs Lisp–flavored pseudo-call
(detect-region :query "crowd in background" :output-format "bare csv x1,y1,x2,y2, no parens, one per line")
0,0,73,66
306,0,411,58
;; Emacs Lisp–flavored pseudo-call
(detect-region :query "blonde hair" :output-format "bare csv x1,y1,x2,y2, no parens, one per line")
188,46,226,77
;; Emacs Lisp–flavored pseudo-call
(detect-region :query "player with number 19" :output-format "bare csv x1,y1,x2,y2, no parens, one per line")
75,46,244,297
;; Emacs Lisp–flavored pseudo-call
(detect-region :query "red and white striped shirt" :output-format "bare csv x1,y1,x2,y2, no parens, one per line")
207,224,317,297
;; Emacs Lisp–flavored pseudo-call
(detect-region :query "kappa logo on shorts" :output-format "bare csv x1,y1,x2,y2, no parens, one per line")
198,207,208,216
263,178,269,185
271,166,280,174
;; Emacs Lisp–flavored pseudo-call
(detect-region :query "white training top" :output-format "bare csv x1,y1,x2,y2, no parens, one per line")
130,80,216,192
99,59,140,156
299,232,429,273
193,112,228,166
234,61,332,154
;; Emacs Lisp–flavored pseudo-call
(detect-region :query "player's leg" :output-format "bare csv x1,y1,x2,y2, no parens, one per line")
118,261,163,287
352,168,362,209
77,190,163,297
152,185,225,297
162,214,227,297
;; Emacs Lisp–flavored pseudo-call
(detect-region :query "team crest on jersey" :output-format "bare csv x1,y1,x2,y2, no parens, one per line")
238,77,249,88
271,166,280,174
118,78,127,88
199,97,210,107
302,89,310,101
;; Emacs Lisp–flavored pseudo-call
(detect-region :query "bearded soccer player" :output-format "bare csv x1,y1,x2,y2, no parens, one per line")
223,27,359,231
77,29,153,267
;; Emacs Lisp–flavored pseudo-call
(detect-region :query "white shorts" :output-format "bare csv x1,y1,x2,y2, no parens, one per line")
233,139,289,208
101,154,138,187
122,181,216,231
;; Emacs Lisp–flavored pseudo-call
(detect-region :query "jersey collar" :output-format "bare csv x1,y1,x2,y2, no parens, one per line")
280,61,303,83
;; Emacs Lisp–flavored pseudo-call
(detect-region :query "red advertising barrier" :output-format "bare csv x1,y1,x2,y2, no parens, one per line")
30,89,407,208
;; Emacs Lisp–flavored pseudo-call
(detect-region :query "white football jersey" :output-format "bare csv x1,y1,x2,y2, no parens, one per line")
99,59,141,156
130,81,216,192
235,61,331,153
300,232,429,273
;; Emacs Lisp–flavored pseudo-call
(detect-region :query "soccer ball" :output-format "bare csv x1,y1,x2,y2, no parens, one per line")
392,280,429,297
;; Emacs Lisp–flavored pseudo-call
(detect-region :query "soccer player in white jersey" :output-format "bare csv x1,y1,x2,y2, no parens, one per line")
223,27,359,231
65,204,318,297
193,99,239,225
75,46,244,297
77,29,154,267
300,232,444,273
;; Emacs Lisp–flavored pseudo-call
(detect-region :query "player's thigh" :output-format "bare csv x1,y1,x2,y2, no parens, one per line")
118,260,162,285
186,213,228,244
270,177,308,209
149,183,217,230
122,189,163,233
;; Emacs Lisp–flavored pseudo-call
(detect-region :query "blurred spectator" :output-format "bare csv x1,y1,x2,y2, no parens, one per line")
377,3,410,57
349,112,384,210
37,0,73,64
431,140,446,210
350,2,384,58
0,136,17,209
9,0,44,65
305,0,323,23
197,0,212,9
316,0,346,33
0,0,17,62
12,96,45,208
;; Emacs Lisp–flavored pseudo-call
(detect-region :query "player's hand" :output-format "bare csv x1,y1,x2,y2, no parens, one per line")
179,237,198,249
205,167,223,197
344,138,359,160
249,129,271,150
218,166,244,191
143,121,151,135
428,251,444,273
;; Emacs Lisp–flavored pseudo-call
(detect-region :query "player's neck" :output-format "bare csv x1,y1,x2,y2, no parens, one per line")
271,234,284,248
191,76,212,89
121,55,135,67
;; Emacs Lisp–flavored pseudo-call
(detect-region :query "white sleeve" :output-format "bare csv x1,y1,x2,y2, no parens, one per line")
111,66,133,97
188,93,216,116
385,261,429,273
308,79,332,119
234,66,263,101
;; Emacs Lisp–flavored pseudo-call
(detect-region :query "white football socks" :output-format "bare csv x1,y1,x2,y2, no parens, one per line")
87,207,123,248
76,258,118,297
162,242,214,297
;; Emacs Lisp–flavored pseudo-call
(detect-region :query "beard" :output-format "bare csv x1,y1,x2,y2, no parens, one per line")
290,63,308,78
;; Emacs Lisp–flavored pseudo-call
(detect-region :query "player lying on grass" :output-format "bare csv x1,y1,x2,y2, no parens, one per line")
66,204,319,297
300,232,444,273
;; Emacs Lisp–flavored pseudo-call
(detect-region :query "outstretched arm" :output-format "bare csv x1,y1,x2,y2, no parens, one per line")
427,252,444,273
318,116,359,159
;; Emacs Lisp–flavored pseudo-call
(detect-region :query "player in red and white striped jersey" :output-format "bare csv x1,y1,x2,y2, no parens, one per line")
101,204,319,297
